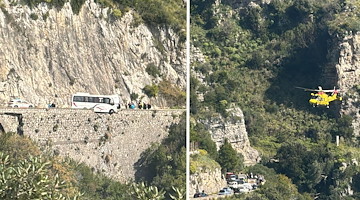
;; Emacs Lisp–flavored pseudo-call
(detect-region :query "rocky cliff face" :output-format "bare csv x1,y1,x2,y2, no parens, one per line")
323,33,360,136
189,159,226,196
336,34,360,136
200,107,261,166
0,0,185,108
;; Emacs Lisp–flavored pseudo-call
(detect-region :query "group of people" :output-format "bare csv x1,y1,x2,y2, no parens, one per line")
127,102,152,109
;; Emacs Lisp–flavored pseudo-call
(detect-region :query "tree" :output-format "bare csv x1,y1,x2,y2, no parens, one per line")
190,123,218,160
275,142,310,190
332,115,354,143
0,153,80,200
134,116,186,200
217,138,243,172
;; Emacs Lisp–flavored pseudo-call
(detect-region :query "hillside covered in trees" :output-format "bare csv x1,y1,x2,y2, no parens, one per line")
191,0,360,199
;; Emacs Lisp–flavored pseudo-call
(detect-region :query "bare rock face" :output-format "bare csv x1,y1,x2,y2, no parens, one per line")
189,162,226,196
326,33,360,136
200,107,261,166
0,0,185,108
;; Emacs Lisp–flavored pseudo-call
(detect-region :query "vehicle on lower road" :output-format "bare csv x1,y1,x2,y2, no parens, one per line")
71,93,120,114
218,189,232,195
193,192,208,198
218,187,233,195
8,99,34,108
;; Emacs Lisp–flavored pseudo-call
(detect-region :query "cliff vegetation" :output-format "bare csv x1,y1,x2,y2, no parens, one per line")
20,0,185,37
191,0,360,198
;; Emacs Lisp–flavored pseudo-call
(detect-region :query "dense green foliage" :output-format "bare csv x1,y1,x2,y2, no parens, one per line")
143,84,159,97
0,153,80,200
273,141,360,198
146,63,161,77
20,0,185,39
134,116,186,200
217,138,244,173
190,123,218,160
191,0,360,198
190,149,221,174
158,80,186,108
0,132,130,199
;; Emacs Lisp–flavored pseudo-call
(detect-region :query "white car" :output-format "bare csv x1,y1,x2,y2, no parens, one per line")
8,99,34,108
228,181,238,189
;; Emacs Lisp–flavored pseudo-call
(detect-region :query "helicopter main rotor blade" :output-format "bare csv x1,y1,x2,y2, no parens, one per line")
295,86,321,92
295,86,341,93
322,89,341,93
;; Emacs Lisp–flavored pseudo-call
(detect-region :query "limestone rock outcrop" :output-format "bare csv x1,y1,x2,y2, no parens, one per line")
336,34,360,136
200,107,261,166
323,33,360,136
0,0,185,108
189,162,226,196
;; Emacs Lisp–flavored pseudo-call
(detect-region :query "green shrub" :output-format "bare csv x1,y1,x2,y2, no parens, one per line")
130,92,139,101
30,13,38,20
158,80,185,107
146,63,161,77
112,8,122,18
42,12,49,20
131,11,143,27
50,0,67,9
143,84,159,98
70,0,85,14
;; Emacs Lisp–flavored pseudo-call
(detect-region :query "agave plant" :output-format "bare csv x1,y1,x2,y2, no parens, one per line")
129,182,165,200
0,152,80,200
169,186,185,200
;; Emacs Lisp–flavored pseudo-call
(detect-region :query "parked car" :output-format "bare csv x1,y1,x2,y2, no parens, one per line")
8,99,34,108
236,179,245,184
223,187,233,191
218,189,232,195
193,192,208,198
227,174,237,181
226,172,235,180
238,185,250,193
243,183,253,190
228,181,238,189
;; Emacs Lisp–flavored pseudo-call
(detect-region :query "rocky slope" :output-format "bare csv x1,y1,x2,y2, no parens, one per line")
0,0,186,108
189,155,226,196
322,33,360,136
336,34,360,136
199,107,261,166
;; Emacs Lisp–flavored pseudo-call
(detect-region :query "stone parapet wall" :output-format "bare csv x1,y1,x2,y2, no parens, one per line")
0,108,184,182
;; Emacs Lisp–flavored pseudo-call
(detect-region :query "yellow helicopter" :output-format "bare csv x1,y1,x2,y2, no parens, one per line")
296,86,343,108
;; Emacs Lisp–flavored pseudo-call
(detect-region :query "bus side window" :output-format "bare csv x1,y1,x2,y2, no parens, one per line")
74,96,85,102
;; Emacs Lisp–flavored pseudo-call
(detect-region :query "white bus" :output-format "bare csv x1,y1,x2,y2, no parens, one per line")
71,93,120,114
